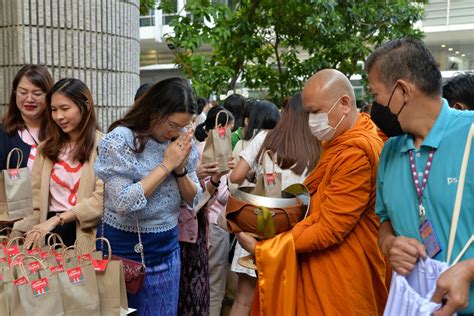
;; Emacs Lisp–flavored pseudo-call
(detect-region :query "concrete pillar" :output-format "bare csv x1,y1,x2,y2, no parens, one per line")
0,0,140,130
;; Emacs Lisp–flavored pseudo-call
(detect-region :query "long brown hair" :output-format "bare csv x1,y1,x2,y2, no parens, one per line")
257,93,321,175
2,64,53,140
109,77,197,153
42,78,100,163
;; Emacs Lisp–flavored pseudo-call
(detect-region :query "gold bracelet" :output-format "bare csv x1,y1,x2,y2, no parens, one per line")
158,163,170,176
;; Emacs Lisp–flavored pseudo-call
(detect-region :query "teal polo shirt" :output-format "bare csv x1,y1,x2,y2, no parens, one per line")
376,99,474,313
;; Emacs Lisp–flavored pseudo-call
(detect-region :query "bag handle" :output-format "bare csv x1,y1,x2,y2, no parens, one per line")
6,148,23,170
258,150,276,175
74,234,95,255
446,123,473,265
95,237,112,260
46,232,65,247
214,110,229,128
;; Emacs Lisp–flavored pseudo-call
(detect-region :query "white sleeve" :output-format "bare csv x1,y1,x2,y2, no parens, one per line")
239,131,267,170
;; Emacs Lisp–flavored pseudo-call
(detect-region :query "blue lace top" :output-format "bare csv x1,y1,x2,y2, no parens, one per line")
94,126,202,233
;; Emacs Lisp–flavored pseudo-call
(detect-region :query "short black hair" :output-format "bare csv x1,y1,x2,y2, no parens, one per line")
223,94,246,130
243,100,280,141
365,38,442,96
442,73,474,110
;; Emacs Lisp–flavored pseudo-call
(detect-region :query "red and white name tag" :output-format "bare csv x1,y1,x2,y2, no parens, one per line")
67,267,84,284
31,278,49,297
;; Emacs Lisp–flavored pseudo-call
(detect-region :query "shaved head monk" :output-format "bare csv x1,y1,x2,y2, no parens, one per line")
238,69,388,315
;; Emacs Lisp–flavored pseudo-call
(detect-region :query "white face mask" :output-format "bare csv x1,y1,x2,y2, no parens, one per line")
308,97,346,141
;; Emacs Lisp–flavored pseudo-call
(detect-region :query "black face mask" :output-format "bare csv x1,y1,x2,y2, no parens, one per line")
370,84,407,137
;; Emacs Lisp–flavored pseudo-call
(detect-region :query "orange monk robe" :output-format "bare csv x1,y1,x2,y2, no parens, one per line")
252,113,388,316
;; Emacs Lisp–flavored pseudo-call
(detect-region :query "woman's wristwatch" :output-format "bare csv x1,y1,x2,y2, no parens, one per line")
173,167,188,178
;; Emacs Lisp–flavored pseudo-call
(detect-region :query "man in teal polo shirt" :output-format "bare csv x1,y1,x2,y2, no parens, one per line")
366,38,474,315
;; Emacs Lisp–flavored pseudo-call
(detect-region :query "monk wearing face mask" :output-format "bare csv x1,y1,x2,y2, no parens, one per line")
237,69,388,315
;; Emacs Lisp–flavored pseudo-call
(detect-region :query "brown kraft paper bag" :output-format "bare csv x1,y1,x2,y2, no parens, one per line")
253,150,282,198
0,148,34,223
13,255,65,316
201,110,232,173
57,246,100,316
93,237,128,316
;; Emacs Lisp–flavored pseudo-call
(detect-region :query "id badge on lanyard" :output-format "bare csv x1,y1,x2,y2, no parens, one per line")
409,149,442,258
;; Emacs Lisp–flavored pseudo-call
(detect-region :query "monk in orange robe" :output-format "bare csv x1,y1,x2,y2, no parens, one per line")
238,69,388,315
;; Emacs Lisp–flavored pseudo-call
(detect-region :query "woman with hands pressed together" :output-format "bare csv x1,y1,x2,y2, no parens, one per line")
94,78,202,315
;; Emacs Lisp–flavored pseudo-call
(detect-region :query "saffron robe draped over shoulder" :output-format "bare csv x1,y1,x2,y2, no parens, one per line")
252,113,388,316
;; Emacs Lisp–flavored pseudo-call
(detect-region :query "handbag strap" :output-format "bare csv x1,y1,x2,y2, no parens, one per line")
101,184,146,268
446,123,473,265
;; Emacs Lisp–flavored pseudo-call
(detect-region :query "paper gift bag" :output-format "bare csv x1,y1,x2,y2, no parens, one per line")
13,255,64,316
253,150,282,198
201,110,233,173
0,148,34,222
57,246,100,315
94,237,128,316
0,267,14,316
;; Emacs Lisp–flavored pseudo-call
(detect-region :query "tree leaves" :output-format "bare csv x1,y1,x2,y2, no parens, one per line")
165,0,424,100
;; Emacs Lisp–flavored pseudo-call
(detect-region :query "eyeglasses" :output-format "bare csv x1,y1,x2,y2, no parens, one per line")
15,90,46,101
166,121,193,132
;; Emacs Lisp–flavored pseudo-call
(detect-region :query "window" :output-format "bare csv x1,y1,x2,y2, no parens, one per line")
140,9,155,27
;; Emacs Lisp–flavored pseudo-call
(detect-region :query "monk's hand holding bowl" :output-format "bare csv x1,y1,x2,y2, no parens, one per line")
237,232,257,256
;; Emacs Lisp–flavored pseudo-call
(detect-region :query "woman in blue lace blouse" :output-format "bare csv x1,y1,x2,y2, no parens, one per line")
94,77,202,315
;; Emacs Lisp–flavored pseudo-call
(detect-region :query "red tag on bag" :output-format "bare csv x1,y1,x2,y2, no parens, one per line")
265,173,276,185
92,259,109,272
49,264,64,274
79,253,91,261
11,254,24,266
67,267,84,284
8,245,19,257
8,169,19,179
28,261,42,273
0,273,3,281
0,257,6,263
14,276,28,286
218,127,226,137
31,278,49,297
41,251,49,260
55,253,63,264
27,248,41,256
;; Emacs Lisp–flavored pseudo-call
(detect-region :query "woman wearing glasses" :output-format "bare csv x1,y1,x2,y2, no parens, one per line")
0,64,53,172
94,77,202,315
